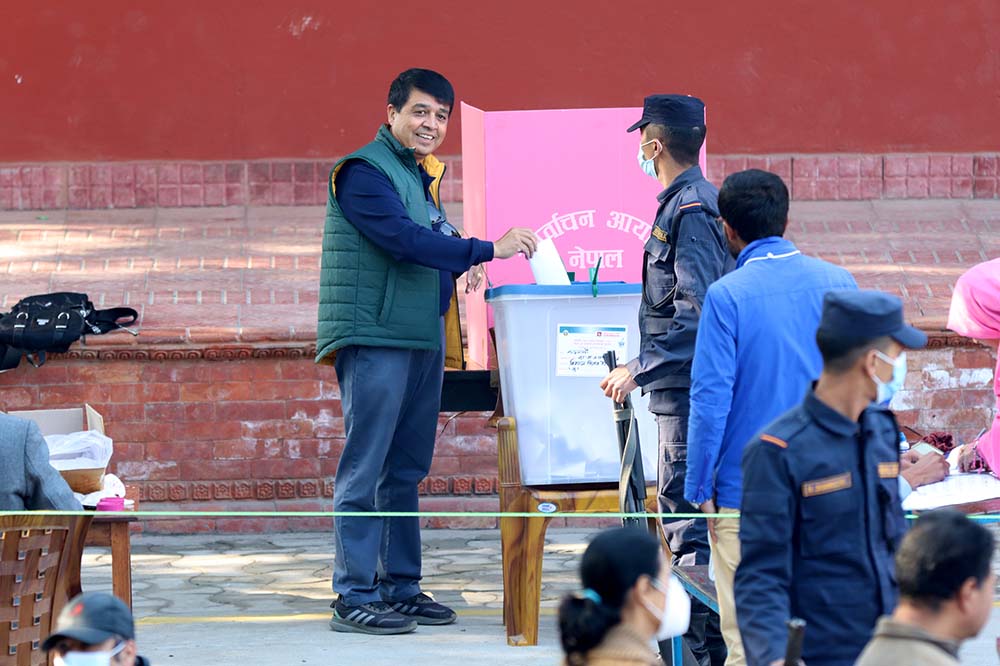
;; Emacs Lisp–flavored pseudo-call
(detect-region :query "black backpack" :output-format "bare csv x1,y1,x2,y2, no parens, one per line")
0,292,138,371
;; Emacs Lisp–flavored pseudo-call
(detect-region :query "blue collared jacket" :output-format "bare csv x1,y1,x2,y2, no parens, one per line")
684,237,857,509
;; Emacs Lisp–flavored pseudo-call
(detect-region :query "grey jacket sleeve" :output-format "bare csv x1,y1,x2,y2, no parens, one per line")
23,421,82,510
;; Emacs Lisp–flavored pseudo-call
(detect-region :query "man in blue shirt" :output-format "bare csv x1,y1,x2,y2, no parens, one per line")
683,169,856,665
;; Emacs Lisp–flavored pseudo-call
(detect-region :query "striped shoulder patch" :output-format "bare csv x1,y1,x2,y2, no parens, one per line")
878,462,900,479
651,226,668,242
678,202,702,211
802,472,853,497
760,434,788,449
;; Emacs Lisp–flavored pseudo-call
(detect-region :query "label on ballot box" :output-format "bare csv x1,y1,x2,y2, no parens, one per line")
556,324,628,377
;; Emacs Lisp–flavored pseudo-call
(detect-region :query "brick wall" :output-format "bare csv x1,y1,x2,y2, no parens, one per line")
3,153,1000,212
893,342,998,443
0,353,499,532
0,335,994,533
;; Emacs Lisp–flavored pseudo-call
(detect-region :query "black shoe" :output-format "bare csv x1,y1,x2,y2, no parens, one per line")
388,592,457,626
329,597,417,635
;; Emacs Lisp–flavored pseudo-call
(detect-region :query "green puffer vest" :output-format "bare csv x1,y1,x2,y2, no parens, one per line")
316,126,444,363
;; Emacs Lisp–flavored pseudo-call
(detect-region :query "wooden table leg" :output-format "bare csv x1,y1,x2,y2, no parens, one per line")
108,521,133,609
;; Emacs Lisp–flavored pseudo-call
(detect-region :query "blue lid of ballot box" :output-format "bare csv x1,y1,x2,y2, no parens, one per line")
485,282,640,300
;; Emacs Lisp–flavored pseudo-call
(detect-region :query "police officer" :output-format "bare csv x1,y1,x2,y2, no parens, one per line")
735,290,924,666
601,94,731,665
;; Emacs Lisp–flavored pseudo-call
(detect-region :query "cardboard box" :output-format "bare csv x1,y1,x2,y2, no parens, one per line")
9,404,107,493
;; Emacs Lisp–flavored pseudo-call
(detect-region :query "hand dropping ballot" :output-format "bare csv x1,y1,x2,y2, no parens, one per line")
528,238,571,285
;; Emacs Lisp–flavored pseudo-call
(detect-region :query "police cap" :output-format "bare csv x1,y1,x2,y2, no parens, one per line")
818,289,927,349
627,94,705,133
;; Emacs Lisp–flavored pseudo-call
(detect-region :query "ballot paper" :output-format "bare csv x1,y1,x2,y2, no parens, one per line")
902,446,1000,511
528,238,571,285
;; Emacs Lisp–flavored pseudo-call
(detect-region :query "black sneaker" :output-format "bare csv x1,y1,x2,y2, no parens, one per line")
388,593,457,626
329,597,417,635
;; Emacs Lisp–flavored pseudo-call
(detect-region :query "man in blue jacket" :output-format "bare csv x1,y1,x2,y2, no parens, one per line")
735,290,923,666
317,69,537,635
683,169,856,665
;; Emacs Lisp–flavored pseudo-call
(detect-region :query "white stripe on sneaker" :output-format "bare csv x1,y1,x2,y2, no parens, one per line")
346,609,362,622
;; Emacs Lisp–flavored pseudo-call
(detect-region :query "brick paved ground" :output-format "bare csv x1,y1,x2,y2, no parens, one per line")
79,528,1000,665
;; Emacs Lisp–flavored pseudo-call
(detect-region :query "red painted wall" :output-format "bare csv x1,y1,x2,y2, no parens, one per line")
3,1,998,161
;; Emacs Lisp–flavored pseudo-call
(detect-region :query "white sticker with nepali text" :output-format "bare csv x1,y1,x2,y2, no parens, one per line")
556,324,628,377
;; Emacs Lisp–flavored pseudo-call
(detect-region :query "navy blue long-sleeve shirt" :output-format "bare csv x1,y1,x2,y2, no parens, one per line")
736,394,906,666
334,160,494,315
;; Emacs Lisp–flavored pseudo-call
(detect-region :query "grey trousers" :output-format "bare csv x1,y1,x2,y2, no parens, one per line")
331,327,444,606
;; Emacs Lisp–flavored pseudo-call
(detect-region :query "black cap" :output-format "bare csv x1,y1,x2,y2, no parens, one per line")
817,290,928,349
626,94,705,133
43,592,135,651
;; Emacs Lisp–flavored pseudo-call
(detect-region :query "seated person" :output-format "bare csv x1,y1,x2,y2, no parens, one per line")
899,448,950,495
856,509,995,665
558,527,689,666
946,258,1000,473
0,412,80,510
44,592,150,666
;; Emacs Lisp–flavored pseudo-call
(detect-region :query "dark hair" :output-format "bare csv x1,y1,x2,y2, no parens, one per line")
815,333,893,375
718,169,789,242
896,510,994,611
646,123,706,166
558,528,661,664
387,68,454,113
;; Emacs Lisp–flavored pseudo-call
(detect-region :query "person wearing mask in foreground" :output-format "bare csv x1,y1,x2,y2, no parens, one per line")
43,592,149,666
559,527,690,665
736,290,926,666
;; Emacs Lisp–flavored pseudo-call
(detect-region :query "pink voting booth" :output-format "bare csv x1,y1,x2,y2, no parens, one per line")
460,102,706,369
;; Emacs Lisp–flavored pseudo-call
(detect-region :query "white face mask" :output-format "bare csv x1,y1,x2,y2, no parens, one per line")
55,652,113,666
643,573,690,640
637,140,660,180
55,641,124,666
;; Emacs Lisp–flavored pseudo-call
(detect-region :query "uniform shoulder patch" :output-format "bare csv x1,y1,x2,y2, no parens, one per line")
801,472,853,497
675,187,718,218
878,462,900,479
760,434,788,449
651,226,668,242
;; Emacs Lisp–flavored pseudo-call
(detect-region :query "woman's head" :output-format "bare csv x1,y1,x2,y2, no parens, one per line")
949,259,1000,345
559,528,682,664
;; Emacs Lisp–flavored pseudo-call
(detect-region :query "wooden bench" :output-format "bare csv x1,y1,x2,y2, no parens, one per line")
669,566,719,665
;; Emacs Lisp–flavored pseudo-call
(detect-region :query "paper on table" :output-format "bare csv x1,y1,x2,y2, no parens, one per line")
902,472,1000,511
902,447,1000,510
528,238,571,285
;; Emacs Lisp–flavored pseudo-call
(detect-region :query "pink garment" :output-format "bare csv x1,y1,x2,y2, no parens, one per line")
948,258,1000,471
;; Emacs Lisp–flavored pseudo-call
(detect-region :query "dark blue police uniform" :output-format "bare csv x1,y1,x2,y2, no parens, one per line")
624,94,733,666
734,290,927,666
